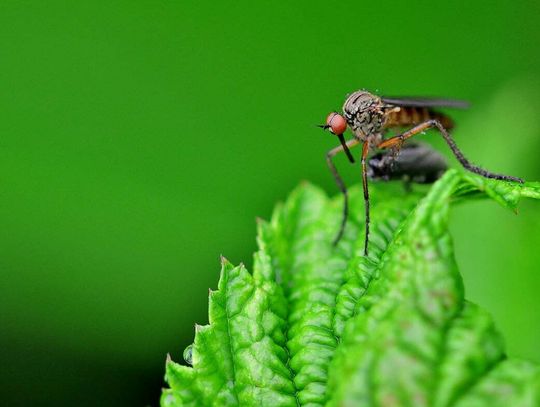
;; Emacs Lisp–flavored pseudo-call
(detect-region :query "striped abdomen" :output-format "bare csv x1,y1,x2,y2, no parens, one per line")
384,106,455,130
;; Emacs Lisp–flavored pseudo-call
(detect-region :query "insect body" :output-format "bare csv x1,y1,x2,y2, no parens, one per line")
320,90,523,255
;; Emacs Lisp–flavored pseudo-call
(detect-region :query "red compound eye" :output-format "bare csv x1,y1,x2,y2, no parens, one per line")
326,112,347,135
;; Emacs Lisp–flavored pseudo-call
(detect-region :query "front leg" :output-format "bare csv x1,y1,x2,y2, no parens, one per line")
360,141,371,256
326,138,361,246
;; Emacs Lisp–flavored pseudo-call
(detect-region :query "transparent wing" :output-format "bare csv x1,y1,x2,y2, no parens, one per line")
381,96,470,109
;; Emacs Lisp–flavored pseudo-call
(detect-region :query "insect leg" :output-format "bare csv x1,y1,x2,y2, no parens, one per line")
377,120,523,183
361,141,370,256
326,138,361,246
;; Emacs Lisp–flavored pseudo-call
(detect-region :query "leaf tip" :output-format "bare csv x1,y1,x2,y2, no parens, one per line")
220,255,230,266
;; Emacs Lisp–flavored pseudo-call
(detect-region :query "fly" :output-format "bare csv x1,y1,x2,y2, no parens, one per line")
318,90,523,255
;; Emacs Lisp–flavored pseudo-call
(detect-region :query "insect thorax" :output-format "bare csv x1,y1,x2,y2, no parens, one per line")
342,90,385,140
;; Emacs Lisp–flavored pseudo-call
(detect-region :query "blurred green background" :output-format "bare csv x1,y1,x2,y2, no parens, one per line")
1,1,539,405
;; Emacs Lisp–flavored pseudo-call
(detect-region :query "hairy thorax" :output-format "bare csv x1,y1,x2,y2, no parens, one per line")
342,90,386,144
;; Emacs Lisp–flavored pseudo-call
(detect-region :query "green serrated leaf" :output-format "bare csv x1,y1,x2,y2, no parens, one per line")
162,170,540,407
